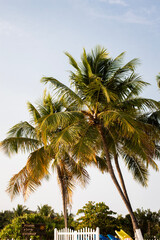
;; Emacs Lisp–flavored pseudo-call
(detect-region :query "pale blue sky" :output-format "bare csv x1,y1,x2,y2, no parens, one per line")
1,0,160,216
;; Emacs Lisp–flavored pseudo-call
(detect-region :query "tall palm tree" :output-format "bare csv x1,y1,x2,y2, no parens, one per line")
1,93,89,228
41,46,160,239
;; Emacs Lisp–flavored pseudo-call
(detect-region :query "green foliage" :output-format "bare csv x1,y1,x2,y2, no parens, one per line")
41,46,160,186
2,46,160,234
13,204,30,217
37,204,55,217
1,92,89,228
0,213,55,240
41,46,160,234
118,208,160,238
0,210,14,230
1,203,160,239
134,208,160,238
117,214,133,238
0,204,76,239
75,201,120,236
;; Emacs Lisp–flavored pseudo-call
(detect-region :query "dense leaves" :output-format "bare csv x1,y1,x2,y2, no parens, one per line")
2,46,160,235
1,203,160,239
1,93,89,228
75,201,119,236
41,46,160,234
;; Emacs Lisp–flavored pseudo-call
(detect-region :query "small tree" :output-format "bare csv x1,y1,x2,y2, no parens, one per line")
76,201,119,236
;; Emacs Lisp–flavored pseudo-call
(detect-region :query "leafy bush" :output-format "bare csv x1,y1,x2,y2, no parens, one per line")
0,213,55,240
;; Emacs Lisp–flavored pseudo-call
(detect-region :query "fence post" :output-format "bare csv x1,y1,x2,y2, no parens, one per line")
74,230,77,240
96,227,99,240
135,229,143,240
54,228,58,240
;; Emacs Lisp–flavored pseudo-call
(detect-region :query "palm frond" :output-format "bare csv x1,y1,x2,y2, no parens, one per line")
99,81,113,103
121,58,140,72
6,166,41,200
65,157,90,187
105,52,125,81
73,124,100,162
154,144,160,160
26,147,50,180
50,122,84,150
39,111,84,144
41,77,83,106
81,48,93,78
118,98,160,112
27,102,41,122
156,73,160,88
101,110,136,138
7,121,36,139
65,52,81,72
122,129,159,172
139,110,160,129
92,155,108,173
116,74,148,100
91,46,109,74
0,137,41,156
124,154,149,187
124,75,149,99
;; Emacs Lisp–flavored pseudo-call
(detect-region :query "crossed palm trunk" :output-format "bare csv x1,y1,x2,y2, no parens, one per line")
98,124,139,234
114,154,138,229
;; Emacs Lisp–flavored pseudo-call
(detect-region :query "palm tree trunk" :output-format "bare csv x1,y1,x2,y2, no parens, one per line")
57,166,68,229
114,154,131,202
98,124,142,239
62,185,68,229
114,154,143,239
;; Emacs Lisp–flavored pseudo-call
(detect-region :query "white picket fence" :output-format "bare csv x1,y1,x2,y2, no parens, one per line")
54,227,100,240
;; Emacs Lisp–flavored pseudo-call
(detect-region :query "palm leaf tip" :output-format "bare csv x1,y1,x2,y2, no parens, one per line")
0,139,17,156
65,52,80,71
40,77,48,84
92,45,109,59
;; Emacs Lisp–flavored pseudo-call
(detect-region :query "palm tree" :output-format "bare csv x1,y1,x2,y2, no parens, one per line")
41,46,160,239
13,204,29,217
37,204,55,217
0,93,89,228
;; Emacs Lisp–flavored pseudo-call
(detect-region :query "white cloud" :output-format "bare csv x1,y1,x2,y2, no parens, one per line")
108,0,127,6
0,21,15,35
89,8,152,25
142,6,156,15
68,0,153,26
99,0,127,6
123,11,151,25
0,20,28,37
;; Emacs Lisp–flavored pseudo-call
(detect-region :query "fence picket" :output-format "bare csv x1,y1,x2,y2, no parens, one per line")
54,227,99,240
